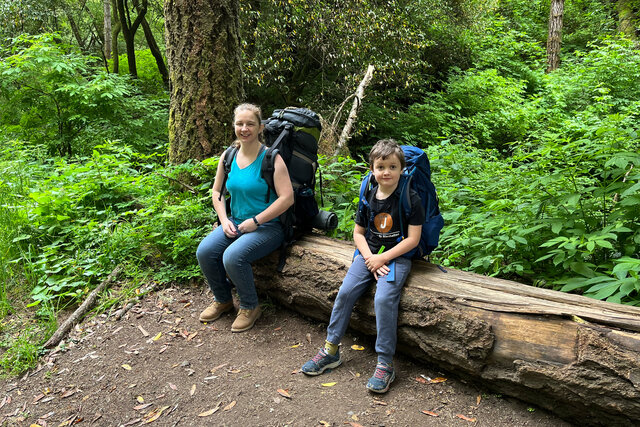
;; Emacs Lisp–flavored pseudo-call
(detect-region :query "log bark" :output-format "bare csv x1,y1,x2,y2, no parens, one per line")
44,266,122,349
253,234,640,426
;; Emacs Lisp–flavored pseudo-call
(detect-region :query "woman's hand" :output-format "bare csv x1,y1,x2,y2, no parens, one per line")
221,219,239,238
236,218,258,234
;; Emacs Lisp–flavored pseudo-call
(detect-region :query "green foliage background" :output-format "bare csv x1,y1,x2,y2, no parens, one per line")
0,0,639,373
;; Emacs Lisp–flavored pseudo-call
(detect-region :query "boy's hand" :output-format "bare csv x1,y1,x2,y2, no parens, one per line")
365,254,388,274
373,264,390,280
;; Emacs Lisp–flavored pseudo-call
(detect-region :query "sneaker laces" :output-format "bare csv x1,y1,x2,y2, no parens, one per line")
373,364,392,379
311,349,328,363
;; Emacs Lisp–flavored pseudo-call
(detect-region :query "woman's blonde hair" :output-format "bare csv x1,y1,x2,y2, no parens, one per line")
233,103,264,145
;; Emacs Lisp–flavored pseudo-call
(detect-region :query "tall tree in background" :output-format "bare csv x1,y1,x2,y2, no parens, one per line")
617,0,637,39
104,0,112,59
117,0,147,78
164,0,243,163
546,0,564,72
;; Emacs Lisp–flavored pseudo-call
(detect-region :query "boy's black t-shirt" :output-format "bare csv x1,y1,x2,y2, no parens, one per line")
355,185,425,255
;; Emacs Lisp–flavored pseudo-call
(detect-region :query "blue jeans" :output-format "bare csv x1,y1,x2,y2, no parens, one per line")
196,221,284,309
326,255,412,365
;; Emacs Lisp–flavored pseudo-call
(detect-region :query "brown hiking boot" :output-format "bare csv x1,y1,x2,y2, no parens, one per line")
231,307,262,332
199,301,233,322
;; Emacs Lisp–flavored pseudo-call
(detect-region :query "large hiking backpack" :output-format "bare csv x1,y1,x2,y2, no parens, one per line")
357,145,444,260
220,107,336,270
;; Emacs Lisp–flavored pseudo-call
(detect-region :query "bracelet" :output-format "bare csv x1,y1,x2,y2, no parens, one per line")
252,216,260,226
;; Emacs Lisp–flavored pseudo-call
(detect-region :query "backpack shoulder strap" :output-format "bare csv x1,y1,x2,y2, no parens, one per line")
260,144,277,202
358,173,375,225
396,173,412,239
218,146,238,201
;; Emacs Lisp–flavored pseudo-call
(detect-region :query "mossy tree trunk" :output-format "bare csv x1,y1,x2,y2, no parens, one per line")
617,0,637,39
164,0,243,164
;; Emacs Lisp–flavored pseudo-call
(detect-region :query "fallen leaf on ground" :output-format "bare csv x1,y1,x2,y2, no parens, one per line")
210,363,227,373
187,331,198,341
136,396,145,403
351,345,365,350
134,403,153,410
373,400,388,406
421,410,439,417
273,327,282,331
121,364,132,371
168,383,177,390
142,405,170,424
277,389,291,398
430,377,447,383
290,344,301,348
291,369,300,374
60,389,76,398
138,325,149,337
190,384,196,396
321,382,336,387
477,395,482,405
152,332,162,341
456,414,477,422
198,402,221,417
223,401,236,411
415,376,428,384
306,333,311,344
159,345,168,354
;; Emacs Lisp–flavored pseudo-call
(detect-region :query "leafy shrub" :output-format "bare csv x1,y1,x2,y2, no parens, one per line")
317,155,368,239
0,33,168,157
432,110,640,304
113,49,168,96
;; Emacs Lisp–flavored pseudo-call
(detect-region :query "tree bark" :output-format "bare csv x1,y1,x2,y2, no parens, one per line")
546,0,564,73
117,0,147,78
251,234,640,426
140,14,169,87
111,0,121,73
104,0,112,59
63,4,86,50
617,0,637,39
334,65,375,157
164,0,244,163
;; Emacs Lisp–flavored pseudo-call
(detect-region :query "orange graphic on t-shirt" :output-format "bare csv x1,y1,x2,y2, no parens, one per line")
374,213,393,233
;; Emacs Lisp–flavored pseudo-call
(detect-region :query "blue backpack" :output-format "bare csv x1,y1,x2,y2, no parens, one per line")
357,145,444,260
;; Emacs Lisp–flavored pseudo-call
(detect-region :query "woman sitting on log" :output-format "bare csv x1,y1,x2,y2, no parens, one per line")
196,103,294,332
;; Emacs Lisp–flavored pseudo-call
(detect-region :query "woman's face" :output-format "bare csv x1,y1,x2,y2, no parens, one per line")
234,110,262,144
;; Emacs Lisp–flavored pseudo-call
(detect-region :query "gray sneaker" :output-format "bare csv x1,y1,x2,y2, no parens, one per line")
301,348,342,376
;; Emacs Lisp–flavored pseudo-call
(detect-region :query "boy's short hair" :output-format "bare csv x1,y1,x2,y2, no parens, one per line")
369,139,405,169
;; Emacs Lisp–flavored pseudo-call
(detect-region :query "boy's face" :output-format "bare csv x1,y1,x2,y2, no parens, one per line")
371,154,402,191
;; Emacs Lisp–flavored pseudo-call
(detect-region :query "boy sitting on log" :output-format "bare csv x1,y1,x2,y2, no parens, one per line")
300,139,425,393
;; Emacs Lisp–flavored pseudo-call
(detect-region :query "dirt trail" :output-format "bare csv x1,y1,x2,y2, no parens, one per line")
1,286,573,426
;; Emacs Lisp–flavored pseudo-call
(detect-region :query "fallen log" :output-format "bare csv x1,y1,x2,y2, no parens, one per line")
253,234,640,426
44,265,122,349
